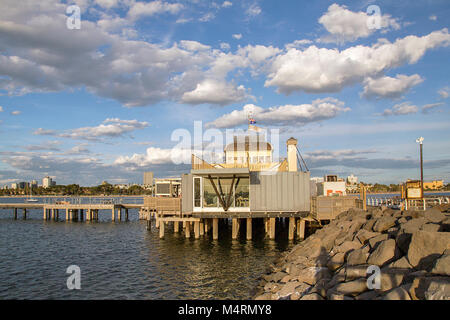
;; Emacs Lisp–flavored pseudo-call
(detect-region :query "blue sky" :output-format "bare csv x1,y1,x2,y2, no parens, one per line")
0,0,449,186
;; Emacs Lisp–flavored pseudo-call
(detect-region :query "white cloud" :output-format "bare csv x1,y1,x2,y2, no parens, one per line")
207,98,349,128
318,3,401,43
382,102,419,116
94,0,120,9
429,15,437,21
11,110,21,115
422,102,444,114
362,74,423,99
438,86,449,99
246,3,261,17
222,1,232,8
179,40,211,51
127,1,183,21
0,106,3,112
34,118,149,141
114,146,191,166
265,29,450,94
232,33,242,40
199,12,215,22
181,79,249,105
285,39,313,50
220,42,230,50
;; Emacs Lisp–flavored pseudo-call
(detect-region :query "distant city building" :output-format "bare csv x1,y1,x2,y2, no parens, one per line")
18,182,28,189
11,183,18,189
30,180,38,188
42,176,53,188
423,180,444,190
310,177,325,196
143,172,154,186
347,174,358,185
317,175,347,196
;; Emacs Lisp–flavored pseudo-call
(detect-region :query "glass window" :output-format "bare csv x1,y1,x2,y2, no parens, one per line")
235,177,249,207
194,177,201,207
203,177,218,207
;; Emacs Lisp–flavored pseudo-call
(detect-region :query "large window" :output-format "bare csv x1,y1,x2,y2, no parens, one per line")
203,178,218,207
234,177,249,208
194,177,201,208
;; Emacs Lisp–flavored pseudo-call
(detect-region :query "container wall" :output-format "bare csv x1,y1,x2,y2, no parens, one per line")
250,171,310,211
181,174,193,213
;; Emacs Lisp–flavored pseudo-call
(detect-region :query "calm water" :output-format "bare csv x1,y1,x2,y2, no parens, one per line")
0,197,294,299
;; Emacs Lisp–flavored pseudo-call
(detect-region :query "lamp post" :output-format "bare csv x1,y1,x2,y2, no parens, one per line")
416,137,424,201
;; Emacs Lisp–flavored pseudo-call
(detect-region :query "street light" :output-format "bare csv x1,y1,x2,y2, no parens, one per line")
416,137,424,200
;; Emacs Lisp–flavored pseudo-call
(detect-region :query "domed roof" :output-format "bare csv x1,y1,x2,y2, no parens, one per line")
224,135,272,152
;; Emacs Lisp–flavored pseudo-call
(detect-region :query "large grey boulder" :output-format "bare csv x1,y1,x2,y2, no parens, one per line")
355,229,380,245
407,231,450,269
430,254,450,276
327,252,345,271
373,216,397,232
368,233,389,250
347,246,370,266
331,278,368,296
424,208,446,223
300,293,324,300
367,239,397,267
382,287,411,300
408,276,450,300
296,267,331,285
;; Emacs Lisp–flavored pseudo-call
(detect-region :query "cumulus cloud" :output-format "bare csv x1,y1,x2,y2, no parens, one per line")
438,86,449,99
222,1,232,8
207,98,349,128
33,118,148,141
23,140,62,151
181,79,249,105
127,1,183,21
11,110,21,115
246,3,261,17
0,106,3,112
362,74,423,99
429,15,437,21
422,102,444,114
265,29,450,94
318,3,401,43
382,102,419,116
232,33,242,40
220,42,230,50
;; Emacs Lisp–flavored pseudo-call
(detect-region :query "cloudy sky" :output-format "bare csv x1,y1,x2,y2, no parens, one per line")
0,0,449,186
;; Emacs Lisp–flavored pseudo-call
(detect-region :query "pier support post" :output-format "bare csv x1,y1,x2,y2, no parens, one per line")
86,209,91,221
199,220,204,236
125,209,129,222
79,209,83,222
174,221,179,233
232,218,240,240
55,209,59,221
14,208,18,220
264,218,269,235
212,218,219,240
23,209,27,220
246,218,252,240
146,216,151,230
117,208,121,221
205,219,209,234
111,208,115,221
269,218,276,240
185,221,191,238
51,209,55,221
297,219,305,240
66,209,69,221
159,221,165,239
194,221,200,239
288,217,295,240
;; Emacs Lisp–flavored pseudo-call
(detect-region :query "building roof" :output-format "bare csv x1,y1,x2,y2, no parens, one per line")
224,135,272,152
191,168,250,176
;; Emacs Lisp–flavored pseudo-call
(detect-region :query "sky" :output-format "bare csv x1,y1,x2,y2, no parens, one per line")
0,0,449,186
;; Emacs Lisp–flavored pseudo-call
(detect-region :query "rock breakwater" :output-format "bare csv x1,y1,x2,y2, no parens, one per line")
254,205,450,300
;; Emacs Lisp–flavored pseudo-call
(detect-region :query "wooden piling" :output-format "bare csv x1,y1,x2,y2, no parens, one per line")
199,220,204,236
22,208,27,220
174,221,179,233
246,218,252,240
212,218,219,240
14,208,18,220
125,209,129,221
194,221,200,239
117,208,121,221
269,218,276,240
111,208,115,221
298,219,305,240
185,221,191,238
232,218,240,239
159,221,165,239
288,217,295,240
65,209,69,221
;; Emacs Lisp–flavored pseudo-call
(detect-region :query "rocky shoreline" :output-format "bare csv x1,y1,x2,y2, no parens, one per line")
253,205,450,300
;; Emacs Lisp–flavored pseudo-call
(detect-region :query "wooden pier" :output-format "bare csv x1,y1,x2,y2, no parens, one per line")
0,203,142,222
